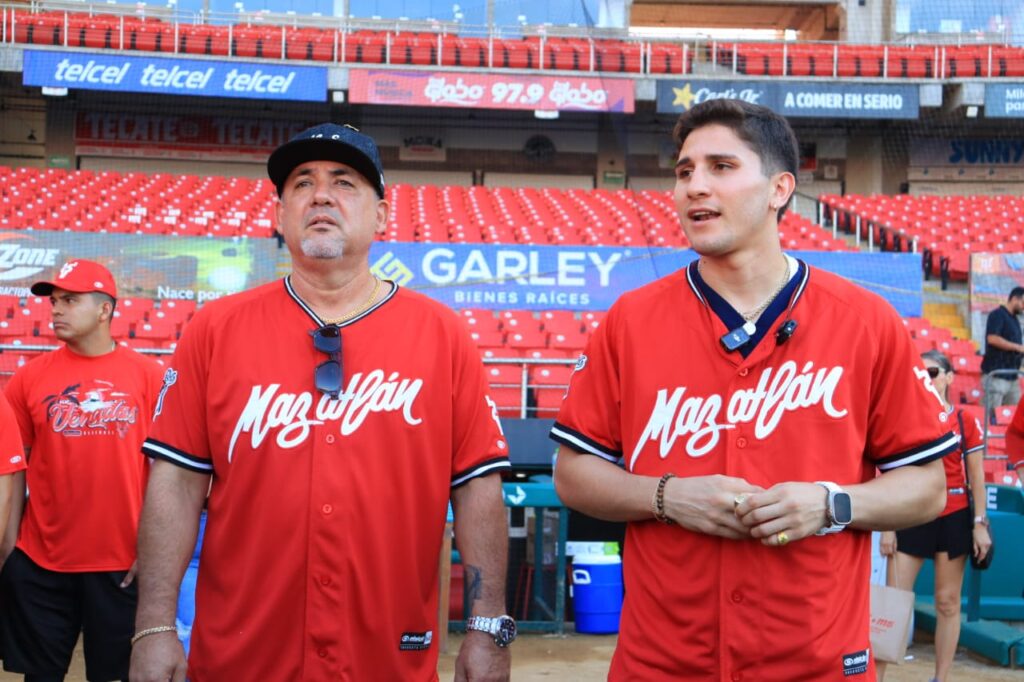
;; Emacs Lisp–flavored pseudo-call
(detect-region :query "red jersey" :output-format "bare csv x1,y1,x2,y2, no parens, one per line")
143,278,509,682
0,391,27,476
5,345,163,571
939,408,982,516
551,260,957,681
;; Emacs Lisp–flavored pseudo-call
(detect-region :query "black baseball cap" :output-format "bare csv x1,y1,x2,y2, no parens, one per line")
267,123,385,198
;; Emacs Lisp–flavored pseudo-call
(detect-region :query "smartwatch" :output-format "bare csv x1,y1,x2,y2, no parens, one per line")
814,481,852,535
466,615,517,647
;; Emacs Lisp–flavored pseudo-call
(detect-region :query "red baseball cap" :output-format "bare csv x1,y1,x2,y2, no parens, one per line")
31,259,118,298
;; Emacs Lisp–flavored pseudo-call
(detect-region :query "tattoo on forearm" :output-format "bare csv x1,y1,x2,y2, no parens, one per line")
465,565,483,608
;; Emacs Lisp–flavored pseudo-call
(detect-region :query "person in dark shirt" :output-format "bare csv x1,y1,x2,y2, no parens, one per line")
981,286,1024,412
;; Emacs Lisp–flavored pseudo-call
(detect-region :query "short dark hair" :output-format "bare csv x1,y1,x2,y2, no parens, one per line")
672,99,799,220
1008,287,1024,301
90,291,117,314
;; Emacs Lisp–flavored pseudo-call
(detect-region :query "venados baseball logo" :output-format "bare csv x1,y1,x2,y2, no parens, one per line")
0,242,61,281
631,361,846,466
44,380,140,438
228,370,423,461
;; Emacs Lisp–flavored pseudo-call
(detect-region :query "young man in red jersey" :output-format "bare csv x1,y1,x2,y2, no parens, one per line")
1,259,164,682
552,99,955,681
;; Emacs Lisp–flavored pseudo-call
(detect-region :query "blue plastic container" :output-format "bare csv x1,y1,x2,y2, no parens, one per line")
571,554,623,634
176,510,207,656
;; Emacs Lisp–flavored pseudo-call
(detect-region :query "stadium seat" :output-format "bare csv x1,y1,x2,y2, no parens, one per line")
649,42,688,75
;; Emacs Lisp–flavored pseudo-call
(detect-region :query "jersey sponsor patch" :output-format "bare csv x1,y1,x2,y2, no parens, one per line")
574,354,587,372
8,455,21,465
841,649,869,676
398,630,432,651
154,367,178,418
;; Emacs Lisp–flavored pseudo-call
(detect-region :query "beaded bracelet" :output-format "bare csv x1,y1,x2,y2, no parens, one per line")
652,472,676,524
130,625,177,646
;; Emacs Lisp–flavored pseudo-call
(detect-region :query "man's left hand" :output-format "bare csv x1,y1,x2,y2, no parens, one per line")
734,482,828,546
454,630,510,682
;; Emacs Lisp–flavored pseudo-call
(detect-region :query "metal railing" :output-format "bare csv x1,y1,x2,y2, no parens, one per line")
5,3,1024,78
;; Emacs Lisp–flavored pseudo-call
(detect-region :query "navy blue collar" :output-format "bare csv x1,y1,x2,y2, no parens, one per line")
686,257,809,358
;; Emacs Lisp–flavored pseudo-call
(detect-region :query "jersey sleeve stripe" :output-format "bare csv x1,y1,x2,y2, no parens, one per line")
964,444,985,455
451,457,511,488
876,432,959,471
142,438,214,473
549,423,621,463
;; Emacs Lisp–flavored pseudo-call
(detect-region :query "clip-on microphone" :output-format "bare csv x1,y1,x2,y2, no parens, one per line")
775,319,798,345
720,321,757,352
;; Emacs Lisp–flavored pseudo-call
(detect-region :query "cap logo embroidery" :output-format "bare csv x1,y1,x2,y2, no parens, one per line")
59,261,79,279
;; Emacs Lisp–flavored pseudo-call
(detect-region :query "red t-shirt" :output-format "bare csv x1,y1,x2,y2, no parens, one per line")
551,262,957,681
0,391,27,476
144,279,509,682
940,408,983,516
5,345,164,571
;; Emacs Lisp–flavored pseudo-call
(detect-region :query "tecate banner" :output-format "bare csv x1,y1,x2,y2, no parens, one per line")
656,79,919,119
23,50,326,101
349,70,635,112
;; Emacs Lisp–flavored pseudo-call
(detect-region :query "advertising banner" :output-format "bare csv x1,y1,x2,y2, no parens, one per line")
0,231,278,302
656,80,919,119
984,83,1024,118
74,113,315,161
369,244,923,316
908,138,1024,167
0,231,922,317
23,50,326,102
349,70,635,112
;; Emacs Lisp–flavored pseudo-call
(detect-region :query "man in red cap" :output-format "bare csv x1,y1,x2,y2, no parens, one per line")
0,259,164,682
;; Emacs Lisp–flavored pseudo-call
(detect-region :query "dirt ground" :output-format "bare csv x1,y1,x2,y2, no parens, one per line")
5,631,1018,681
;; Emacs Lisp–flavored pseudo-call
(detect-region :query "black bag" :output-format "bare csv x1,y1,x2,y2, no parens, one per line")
958,410,995,571
971,542,994,570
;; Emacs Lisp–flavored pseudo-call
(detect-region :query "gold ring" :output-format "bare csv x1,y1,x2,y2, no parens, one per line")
776,531,789,546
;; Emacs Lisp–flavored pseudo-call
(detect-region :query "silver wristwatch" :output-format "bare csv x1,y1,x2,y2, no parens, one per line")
466,614,517,647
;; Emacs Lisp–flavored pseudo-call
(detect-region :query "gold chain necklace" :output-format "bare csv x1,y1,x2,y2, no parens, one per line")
741,258,791,322
321,276,381,325
698,257,791,322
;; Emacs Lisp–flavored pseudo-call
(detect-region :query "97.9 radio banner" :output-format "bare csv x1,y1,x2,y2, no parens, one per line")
348,69,635,112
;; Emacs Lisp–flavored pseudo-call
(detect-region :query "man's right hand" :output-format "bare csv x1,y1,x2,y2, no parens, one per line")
662,474,764,539
129,632,188,682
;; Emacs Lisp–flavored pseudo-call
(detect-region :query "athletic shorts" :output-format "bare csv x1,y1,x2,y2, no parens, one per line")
895,505,973,560
0,548,136,680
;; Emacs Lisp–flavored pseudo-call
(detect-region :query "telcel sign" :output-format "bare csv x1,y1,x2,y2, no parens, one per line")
23,50,326,102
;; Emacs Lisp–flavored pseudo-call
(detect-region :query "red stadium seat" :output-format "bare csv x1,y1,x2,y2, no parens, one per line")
649,42,688,75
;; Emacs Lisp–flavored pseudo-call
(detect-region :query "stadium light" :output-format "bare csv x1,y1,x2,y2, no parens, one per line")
534,110,559,120
966,105,979,118
41,86,68,97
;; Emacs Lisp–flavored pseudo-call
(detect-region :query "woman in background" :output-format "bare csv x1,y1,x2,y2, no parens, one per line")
878,349,993,681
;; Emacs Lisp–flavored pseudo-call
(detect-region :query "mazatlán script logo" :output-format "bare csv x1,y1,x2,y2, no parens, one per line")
228,370,424,462
45,381,140,438
631,361,847,467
